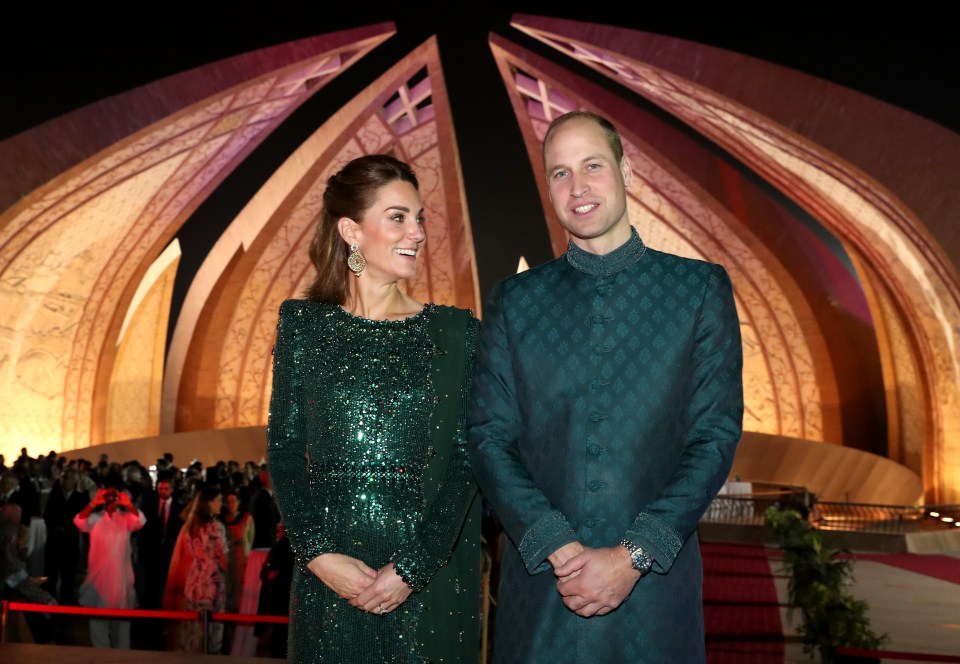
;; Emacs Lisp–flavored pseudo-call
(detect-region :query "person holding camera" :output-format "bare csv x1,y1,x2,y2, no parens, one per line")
73,474,146,649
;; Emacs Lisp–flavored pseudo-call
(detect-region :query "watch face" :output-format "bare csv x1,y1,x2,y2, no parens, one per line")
636,554,652,574
621,539,652,574
630,548,652,573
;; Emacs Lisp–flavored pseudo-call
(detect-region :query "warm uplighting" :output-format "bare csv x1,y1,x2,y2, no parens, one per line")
942,517,955,523
929,511,940,518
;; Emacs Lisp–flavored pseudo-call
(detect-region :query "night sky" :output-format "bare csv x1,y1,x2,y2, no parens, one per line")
2,1,957,302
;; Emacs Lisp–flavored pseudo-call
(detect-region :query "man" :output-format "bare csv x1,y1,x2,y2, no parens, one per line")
43,467,90,603
1,503,57,644
255,522,293,659
73,480,146,649
133,471,183,649
0,469,37,525
135,471,183,610
247,464,279,550
466,111,743,663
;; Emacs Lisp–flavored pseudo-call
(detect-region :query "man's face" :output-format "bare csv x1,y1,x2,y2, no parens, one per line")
0,475,15,494
544,118,632,253
62,472,78,493
157,481,172,501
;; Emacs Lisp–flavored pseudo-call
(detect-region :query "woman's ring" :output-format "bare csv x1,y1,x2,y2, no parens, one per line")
378,604,386,615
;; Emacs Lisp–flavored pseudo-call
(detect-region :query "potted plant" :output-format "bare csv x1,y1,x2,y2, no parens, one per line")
764,505,888,663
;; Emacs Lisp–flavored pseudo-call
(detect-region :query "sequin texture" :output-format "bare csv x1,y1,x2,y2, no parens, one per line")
268,300,481,663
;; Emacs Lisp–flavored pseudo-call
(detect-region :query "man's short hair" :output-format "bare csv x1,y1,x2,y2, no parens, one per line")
541,110,624,165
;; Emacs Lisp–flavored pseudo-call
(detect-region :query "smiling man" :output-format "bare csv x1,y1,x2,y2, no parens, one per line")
467,111,744,663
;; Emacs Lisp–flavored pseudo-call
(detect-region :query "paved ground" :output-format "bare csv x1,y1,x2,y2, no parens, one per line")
771,551,960,663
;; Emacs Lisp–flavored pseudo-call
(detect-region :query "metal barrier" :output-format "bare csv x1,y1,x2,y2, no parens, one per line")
700,482,960,536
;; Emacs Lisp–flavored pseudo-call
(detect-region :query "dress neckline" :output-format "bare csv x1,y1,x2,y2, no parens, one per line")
333,302,433,324
565,226,646,277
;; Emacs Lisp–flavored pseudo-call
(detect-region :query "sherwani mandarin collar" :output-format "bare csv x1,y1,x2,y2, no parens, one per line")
565,226,646,276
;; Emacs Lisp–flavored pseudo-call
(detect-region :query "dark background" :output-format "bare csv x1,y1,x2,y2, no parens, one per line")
2,1,957,300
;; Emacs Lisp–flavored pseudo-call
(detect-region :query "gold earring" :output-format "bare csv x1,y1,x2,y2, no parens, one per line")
347,242,366,276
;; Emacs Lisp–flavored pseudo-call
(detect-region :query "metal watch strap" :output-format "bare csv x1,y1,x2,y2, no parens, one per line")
620,539,653,575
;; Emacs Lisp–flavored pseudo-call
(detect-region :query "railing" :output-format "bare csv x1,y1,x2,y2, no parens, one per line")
700,481,960,536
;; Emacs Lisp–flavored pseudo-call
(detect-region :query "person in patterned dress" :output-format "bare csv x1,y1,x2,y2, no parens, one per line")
177,485,228,654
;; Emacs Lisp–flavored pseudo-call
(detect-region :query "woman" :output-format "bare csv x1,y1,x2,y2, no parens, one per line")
220,489,254,613
220,489,254,653
177,485,228,654
267,154,480,663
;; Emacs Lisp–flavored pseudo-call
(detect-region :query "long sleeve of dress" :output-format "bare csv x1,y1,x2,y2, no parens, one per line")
623,264,743,572
267,301,338,567
393,314,480,591
466,284,578,574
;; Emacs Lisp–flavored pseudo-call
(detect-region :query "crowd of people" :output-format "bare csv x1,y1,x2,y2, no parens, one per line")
0,448,292,655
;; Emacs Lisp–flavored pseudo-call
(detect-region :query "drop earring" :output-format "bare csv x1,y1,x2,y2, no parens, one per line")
347,242,366,276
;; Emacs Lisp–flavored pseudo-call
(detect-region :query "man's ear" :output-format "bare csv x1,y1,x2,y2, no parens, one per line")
620,155,633,188
337,217,360,245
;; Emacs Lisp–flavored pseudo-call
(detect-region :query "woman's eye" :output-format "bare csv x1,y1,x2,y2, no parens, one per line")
417,216,426,225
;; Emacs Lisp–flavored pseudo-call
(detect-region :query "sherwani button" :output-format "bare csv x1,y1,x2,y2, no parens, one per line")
588,480,605,492
588,412,604,422
588,444,602,455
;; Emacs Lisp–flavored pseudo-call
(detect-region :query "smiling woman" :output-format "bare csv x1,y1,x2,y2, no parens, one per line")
339,178,426,293
266,153,483,663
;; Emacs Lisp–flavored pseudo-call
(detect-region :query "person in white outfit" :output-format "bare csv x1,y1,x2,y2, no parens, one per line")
73,481,146,649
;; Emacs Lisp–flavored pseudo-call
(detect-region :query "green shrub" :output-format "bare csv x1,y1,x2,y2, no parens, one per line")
764,505,888,662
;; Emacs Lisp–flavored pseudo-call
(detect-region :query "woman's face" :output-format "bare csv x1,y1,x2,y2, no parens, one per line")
226,493,239,514
210,495,222,514
349,180,425,283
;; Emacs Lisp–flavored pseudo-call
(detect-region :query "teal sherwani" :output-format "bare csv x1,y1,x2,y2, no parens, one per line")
467,228,743,663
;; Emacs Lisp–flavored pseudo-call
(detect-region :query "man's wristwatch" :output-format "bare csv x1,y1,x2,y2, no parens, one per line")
620,539,654,575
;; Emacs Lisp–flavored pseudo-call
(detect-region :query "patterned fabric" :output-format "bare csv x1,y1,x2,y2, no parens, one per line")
180,519,228,653
222,512,254,613
267,300,481,664
467,228,744,663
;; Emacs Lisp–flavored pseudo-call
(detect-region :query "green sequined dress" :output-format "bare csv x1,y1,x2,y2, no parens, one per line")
267,300,481,664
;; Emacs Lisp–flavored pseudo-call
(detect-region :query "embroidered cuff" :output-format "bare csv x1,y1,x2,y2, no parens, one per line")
624,511,683,573
518,510,577,574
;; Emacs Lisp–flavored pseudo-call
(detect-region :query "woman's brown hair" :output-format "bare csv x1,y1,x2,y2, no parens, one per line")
303,154,419,303
187,484,221,536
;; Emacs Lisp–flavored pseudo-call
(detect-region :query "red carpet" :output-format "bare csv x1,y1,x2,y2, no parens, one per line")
701,542,785,664
843,552,960,585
